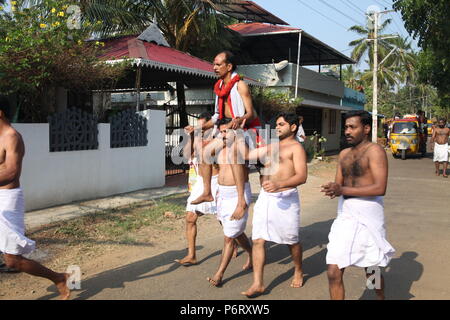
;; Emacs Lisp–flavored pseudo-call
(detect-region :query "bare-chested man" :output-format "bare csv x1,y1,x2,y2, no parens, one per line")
191,51,262,222
321,110,395,300
204,118,253,287
431,118,450,177
0,98,71,299
241,112,307,298
174,112,221,266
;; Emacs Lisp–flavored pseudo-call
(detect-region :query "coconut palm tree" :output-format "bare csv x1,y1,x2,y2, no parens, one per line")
348,18,398,67
342,65,363,91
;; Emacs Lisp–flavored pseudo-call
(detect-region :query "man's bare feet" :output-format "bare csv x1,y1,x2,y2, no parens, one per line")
191,194,214,205
290,271,304,288
206,275,222,287
241,284,265,298
242,257,252,271
174,256,197,266
436,170,440,176
56,273,71,300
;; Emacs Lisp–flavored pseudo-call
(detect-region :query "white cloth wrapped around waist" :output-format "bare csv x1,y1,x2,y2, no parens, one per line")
326,196,395,269
216,183,251,238
186,175,219,215
252,188,300,245
0,188,36,255
433,143,449,162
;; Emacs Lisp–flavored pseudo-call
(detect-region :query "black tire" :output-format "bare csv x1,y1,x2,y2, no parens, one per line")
401,149,406,160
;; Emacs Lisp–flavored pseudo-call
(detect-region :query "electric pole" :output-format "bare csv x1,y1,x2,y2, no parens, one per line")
372,11,378,143
369,9,396,143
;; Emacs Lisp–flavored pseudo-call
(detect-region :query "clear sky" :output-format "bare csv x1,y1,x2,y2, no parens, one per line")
254,0,419,70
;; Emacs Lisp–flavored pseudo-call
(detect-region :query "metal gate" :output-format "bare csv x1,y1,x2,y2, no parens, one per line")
165,105,190,176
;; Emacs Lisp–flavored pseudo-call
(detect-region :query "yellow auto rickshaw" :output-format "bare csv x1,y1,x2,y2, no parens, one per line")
390,119,422,160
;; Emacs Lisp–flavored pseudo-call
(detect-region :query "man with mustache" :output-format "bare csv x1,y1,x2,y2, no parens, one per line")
204,118,253,287
431,118,450,177
321,110,395,300
190,51,262,224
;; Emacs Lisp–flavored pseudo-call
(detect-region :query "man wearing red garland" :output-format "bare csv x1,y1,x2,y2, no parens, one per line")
190,51,261,221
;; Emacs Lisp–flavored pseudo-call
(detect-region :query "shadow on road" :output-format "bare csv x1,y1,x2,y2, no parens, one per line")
359,251,423,300
38,246,207,300
38,218,336,299
257,219,334,293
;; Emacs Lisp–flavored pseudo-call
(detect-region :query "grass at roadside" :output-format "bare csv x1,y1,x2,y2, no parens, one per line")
28,193,190,246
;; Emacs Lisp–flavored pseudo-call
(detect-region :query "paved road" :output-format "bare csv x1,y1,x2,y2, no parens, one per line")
37,152,450,300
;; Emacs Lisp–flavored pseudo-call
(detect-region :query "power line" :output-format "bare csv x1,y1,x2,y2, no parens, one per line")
339,0,366,17
380,0,393,7
317,0,365,26
295,0,349,31
373,0,390,10
345,0,368,15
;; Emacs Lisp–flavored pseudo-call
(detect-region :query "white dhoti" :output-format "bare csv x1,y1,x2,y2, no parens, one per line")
252,188,300,245
186,175,219,215
216,183,252,238
433,143,449,162
0,188,35,255
326,196,395,269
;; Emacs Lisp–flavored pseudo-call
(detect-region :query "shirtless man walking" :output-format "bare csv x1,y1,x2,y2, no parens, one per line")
0,98,71,300
431,118,450,177
242,112,307,297
175,112,221,265
205,118,253,287
321,110,395,300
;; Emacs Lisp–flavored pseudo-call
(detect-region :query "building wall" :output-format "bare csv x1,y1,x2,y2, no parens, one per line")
321,109,342,152
14,110,166,212
237,63,344,98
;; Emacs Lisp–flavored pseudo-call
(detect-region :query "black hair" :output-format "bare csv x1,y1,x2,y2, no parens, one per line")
439,118,446,123
219,51,237,72
344,110,372,130
275,112,300,135
198,111,212,122
216,117,232,128
0,96,11,119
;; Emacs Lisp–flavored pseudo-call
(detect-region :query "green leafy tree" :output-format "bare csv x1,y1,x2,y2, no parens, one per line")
393,0,450,105
0,0,127,122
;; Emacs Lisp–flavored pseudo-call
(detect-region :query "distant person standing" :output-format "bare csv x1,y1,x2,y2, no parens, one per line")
417,110,428,156
296,116,306,145
431,118,450,177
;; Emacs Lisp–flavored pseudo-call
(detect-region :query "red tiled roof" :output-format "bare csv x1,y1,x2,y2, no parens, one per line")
227,22,300,35
99,35,216,78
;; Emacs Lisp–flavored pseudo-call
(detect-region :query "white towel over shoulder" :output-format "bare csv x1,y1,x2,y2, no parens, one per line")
252,188,300,245
216,183,251,238
433,143,449,162
326,196,395,269
0,188,35,255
